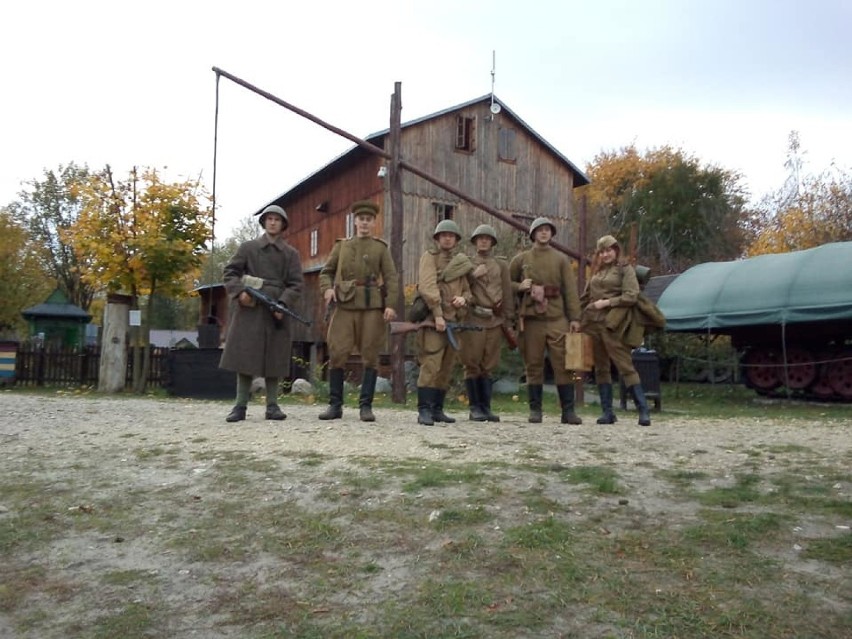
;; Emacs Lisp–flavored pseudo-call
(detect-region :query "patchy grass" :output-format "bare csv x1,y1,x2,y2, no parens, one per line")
1,388,850,638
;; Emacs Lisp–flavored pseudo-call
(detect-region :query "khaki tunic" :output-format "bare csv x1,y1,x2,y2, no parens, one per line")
581,262,641,386
319,236,399,369
509,245,581,385
416,247,472,389
460,253,514,378
219,234,304,378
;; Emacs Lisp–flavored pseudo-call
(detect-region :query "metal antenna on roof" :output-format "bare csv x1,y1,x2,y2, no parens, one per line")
489,50,501,120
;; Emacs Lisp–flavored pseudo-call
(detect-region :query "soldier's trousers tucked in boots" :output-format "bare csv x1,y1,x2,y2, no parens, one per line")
527,384,543,423
557,384,582,424
319,368,344,420
417,387,436,426
359,368,378,422
596,383,617,424
432,389,456,423
465,378,488,422
630,384,652,426
479,376,500,422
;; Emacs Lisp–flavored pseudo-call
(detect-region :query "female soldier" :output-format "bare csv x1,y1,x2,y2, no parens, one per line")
581,235,651,426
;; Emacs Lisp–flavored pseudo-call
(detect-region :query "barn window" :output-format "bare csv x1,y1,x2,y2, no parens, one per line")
498,127,517,163
310,228,318,256
455,115,476,152
433,202,455,225
345,212,354,238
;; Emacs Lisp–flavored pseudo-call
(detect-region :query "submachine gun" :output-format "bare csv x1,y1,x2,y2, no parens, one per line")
389,320,482,351
241,276,312,327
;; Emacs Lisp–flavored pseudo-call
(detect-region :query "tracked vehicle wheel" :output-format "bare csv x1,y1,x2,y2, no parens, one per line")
743,348,782,392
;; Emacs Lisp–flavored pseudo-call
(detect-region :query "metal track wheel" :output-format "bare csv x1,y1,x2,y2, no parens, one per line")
743,348,781,392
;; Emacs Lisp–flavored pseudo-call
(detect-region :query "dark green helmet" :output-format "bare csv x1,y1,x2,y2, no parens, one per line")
470,223,498,245
257,204,289,229
529,216,556,239
433,219,462,240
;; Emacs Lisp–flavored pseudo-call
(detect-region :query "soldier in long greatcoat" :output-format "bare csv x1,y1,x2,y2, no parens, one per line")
219,205,304,423
318,200,399,422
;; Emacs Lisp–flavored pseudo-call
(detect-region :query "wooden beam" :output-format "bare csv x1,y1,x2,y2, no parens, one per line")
212,66,582,261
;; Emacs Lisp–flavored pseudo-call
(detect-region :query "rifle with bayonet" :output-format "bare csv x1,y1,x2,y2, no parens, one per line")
244,286,312,326
389,320,483,350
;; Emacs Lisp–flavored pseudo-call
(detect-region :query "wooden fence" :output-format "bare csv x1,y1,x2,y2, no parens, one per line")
12,342,169,389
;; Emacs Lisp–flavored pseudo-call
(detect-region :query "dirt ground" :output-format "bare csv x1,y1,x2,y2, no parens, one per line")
1,391,850,637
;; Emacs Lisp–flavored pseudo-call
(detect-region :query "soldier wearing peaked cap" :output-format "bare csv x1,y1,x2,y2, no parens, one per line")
220,204,304,423
318,200,399,422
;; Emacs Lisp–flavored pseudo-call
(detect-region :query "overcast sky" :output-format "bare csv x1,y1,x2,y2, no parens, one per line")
2,0,850,240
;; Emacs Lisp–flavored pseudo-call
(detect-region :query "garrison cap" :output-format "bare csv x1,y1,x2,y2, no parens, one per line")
352,200,379,217
596,235,619,252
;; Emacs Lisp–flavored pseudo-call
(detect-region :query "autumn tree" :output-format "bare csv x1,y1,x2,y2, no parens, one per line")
5,163,97,309
65,166,212,392
0,209,53,334
744,131,852,256
584,145,747,273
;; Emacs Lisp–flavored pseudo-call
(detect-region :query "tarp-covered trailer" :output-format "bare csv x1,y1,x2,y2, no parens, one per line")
658,242,852,400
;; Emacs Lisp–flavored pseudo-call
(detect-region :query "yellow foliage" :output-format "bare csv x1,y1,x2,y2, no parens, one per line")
63,166,212,300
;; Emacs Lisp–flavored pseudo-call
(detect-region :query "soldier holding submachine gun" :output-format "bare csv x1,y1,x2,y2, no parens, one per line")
219,205,304,423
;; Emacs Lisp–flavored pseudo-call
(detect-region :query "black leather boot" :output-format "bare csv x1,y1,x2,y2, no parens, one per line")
630,384,652,426
417,387,435,426
319,368,344,420
265,404,286,420
225,405,246,422
432,389,456,423
527,384,543,423
359,368,378,422
480,377,500,422
465,378,488,422
557,384,582,424
596,383,617,424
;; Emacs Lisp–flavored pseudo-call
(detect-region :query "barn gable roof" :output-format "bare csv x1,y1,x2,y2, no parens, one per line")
258,94,589,213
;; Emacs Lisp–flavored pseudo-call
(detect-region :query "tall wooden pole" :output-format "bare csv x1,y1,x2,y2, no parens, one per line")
389,83,406,403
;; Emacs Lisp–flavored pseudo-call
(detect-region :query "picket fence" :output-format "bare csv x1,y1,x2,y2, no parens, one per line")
11,342,169,388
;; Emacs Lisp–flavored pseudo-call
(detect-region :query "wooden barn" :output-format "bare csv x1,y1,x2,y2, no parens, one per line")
255,94,590,375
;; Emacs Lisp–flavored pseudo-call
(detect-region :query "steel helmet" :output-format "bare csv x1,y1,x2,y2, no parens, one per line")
470,223,498,245
433,219,462,240
529,216,556,239
257,204,289,229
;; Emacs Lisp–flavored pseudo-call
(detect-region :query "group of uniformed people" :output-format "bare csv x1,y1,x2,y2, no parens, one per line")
219,199,653,427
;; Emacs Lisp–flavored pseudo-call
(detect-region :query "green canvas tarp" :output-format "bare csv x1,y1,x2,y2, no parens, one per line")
658,242,852,332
